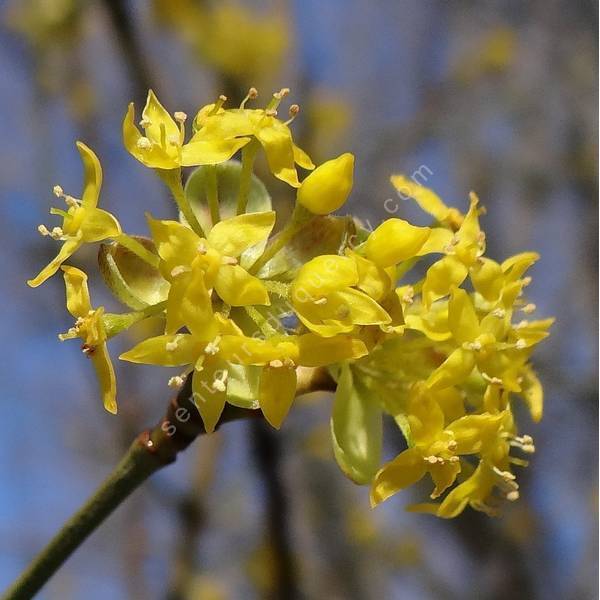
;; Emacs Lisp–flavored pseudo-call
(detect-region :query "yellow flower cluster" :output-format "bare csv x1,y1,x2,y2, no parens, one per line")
29,89,552,519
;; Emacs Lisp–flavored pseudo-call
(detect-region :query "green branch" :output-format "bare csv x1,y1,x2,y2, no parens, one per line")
1,368,335,600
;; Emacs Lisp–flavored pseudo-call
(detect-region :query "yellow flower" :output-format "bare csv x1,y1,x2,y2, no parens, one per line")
28,142,121,287
291,255,391,337
371,383,508,507
123,90,250,171
121,266,367,431
147,211,275,320
59,266,117,414
193,90,314,187
297,153,354,215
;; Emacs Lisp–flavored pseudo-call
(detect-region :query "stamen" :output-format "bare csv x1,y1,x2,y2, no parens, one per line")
64,195,79,208
38,224,50,236
506,490,520,501
285,104,300,125
482,373,503,386
197,241,208,255
240,87,259,108
521,303,536,314
401,287,415,304
447,440,458,451
211,369,228,392
174,111,187,123
491,308,505,318
522,276,532,286
53,185,64,197
210,95,227,114
139,117,152,128
221,256,238,266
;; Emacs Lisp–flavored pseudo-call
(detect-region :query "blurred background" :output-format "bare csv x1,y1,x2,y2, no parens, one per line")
0,0,597,598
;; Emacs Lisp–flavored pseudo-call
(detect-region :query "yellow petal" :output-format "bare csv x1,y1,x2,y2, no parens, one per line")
336,288,391,326
365,219,431,267
76,141,102,209
348,250,391,301
292,255,358,301
255,125,299,187
61,265,92,318
179,267,219,339
296,333,367,367
437,462,493,518
422,255,468,307
416,227,454,255
219,335,295,365
429,461,461,499
80,208,121,242
122,103,178,169
293,144,315,170
406,384,445,447
390,175,452,223
520,365,543,422
27,238,82,288
297,153,354,215
192,360,226,433
181,137,251,166
91,343,117,414
120,334,200,366
469,258,504,301
214,265,270,306
259,364,297,428
207,211,276,257
446,413,504,454
370,447,426,507
146,216,199,273
448,287,480,344
427,348,476,390
142,89,180,145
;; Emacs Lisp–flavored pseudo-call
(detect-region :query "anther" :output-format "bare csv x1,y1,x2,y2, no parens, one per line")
168,375,185,388
165,338,180,352
313,297,328,305
53,185,64,197
269,359,284,368
204,337,221,356
174,111,187,123
482,373,503,385
167,134,180,146
170,265,191,278
197,242,207,255
515,339,527,349
50,227,64,240
491,308,505,318
211,370,228,392
139,117,152,128
38,224,50,236
285,104,300,125
506,490,520,501
240,87,259,108
136,137,152,150
221,256,238,266
521,303,536,314
447,440,458,451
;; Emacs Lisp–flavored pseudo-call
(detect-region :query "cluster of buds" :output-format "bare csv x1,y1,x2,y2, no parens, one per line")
29,88,552,518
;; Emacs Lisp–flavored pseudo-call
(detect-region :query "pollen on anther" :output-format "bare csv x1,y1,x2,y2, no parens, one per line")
38,224,50,236
174,111,187,123
521,303,536,314
136,137,152,150
170,265,191,278
269,359,284,368
53,185,64,197
165,338,179,352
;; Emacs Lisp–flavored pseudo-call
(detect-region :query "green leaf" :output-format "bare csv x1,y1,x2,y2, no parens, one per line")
258,215,357,280
226,364,261,409
331,364,383,484
184,160,272,234
98,237,169,310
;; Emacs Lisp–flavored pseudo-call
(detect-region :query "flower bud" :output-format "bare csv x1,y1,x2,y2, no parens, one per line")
297,153,354,215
